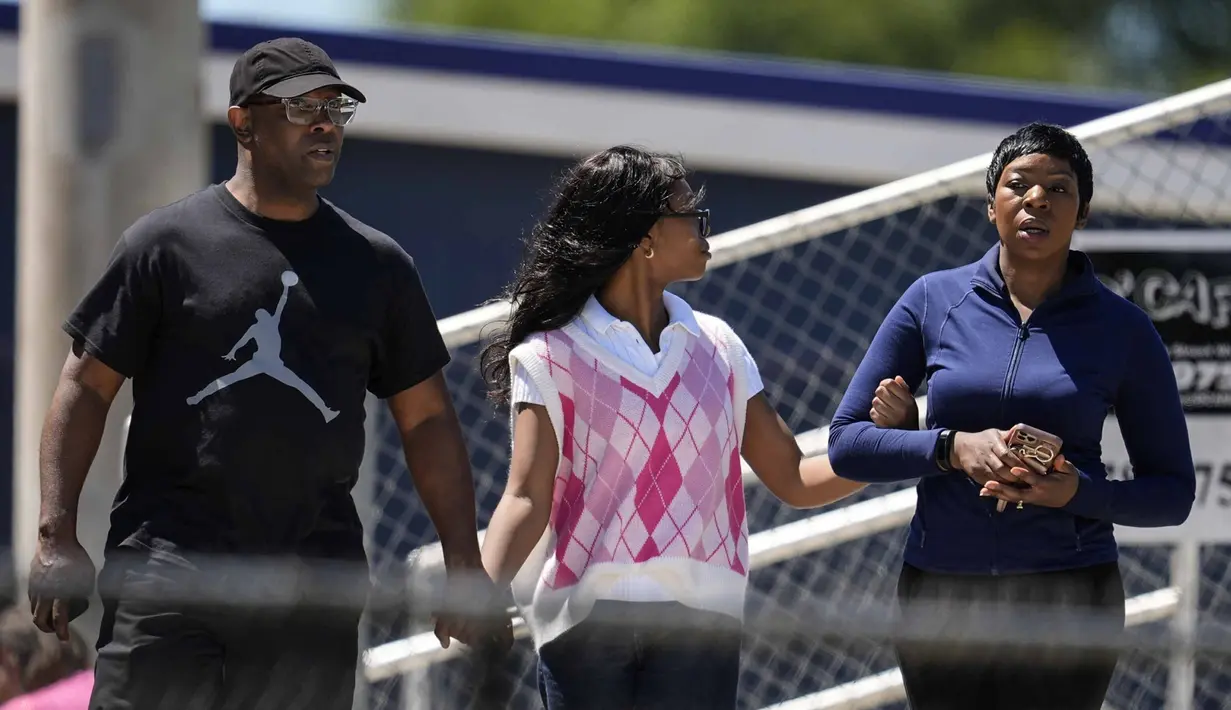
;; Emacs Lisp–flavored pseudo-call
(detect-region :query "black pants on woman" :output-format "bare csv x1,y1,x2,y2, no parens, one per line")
895,562,1125,710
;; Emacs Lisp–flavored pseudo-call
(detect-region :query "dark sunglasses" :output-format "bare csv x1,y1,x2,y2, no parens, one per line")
247,95,359,127
661,209,711,238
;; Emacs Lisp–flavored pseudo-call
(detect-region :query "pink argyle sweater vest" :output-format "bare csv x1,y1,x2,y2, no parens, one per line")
508,313,752,649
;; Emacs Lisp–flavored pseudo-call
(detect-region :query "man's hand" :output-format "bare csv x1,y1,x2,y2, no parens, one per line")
951,429,1028,487
433,558,513,653
28,534,95,641
388,373,510,651
869,376,918,429
980,454,1081,509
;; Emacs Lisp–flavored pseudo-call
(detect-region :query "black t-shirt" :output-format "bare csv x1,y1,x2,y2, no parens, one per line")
65,184,450,561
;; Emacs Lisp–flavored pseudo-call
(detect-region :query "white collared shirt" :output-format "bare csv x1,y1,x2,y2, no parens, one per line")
510,291,764,406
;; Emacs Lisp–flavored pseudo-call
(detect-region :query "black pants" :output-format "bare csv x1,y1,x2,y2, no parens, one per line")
895,562,1124,710
537,601,742,710
89,552,364,710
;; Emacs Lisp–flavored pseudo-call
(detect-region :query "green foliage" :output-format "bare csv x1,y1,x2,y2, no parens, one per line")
382,0,1231,94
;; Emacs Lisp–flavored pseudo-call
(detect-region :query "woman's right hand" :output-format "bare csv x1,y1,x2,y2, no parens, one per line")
951,429,1027,486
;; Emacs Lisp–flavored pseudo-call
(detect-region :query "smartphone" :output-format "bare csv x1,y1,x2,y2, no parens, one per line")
1007,424,1062,471
998,424,1063,512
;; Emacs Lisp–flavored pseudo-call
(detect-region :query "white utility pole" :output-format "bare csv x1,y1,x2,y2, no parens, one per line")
14,0,205,642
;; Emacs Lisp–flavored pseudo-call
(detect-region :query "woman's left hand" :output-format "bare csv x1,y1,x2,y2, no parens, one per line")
979,454,1081,509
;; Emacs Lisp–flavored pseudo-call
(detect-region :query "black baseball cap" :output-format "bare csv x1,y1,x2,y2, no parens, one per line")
229,37,367,107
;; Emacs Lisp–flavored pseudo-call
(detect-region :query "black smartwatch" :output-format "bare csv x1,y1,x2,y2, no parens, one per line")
934,429,956,472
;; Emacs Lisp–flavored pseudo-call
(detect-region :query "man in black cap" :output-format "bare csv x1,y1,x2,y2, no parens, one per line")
26,37,507,708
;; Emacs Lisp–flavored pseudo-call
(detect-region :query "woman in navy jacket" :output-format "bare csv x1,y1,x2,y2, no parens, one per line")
827,122,1196,710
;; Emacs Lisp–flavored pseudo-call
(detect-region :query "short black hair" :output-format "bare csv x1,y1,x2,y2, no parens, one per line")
986,122,1094,214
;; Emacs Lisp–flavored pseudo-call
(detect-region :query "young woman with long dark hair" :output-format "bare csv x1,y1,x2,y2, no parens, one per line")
476,146,916,710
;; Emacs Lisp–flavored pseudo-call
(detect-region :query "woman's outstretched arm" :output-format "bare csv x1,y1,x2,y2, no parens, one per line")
743,379,917,509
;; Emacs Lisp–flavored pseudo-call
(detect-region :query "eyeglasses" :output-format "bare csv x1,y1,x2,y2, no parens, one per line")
663,209,711,238
248,96,359,127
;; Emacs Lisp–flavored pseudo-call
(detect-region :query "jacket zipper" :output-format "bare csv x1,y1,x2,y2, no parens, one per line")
999,322,1030,420
991,321,1030,576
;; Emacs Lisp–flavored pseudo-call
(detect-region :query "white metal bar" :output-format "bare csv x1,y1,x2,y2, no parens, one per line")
1167,542,1200,710
764,670,905,710
750,489,916,569
366,615,530,681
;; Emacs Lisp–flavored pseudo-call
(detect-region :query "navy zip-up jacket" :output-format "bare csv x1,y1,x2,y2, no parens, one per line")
828,245,1195,575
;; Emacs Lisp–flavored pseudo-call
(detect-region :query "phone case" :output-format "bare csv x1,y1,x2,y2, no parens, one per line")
1007,424,1063,469
999,424,1063,511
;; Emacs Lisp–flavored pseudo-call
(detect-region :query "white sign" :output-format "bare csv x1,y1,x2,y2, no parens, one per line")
1076,230,1231,544
1108,416,1231,544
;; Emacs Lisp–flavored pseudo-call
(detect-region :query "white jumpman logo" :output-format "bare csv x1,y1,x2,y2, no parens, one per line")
186,270,340,423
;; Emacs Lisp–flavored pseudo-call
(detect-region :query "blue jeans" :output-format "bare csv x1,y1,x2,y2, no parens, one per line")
537,601,741,710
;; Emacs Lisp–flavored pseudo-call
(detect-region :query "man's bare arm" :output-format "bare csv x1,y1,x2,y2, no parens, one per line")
39,342,125,542
30,342,124,639
388,371,508,649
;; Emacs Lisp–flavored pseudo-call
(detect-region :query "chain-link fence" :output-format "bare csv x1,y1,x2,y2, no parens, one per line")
361,79,1231,710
